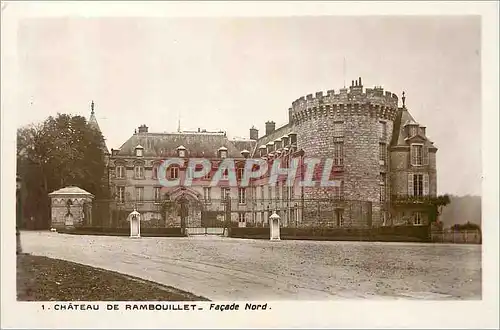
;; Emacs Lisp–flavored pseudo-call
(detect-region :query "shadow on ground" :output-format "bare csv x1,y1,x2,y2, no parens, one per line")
17,254,209,301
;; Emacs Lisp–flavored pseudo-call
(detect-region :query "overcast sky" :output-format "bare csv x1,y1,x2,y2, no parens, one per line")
16,16,481,196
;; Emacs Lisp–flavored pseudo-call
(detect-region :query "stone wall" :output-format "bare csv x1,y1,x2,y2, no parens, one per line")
292,85,399,228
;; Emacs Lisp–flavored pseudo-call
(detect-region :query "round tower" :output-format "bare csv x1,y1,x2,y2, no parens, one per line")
290,77,400,227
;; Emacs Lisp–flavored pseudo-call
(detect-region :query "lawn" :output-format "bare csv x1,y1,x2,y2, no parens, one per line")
16,254,209,301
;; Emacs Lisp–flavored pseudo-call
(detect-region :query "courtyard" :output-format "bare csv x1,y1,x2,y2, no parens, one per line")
19,231,481,300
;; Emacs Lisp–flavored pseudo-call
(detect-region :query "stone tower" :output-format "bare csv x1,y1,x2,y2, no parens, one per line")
290,77,399,227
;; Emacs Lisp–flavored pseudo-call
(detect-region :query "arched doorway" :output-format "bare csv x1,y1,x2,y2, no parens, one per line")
169,187,204,234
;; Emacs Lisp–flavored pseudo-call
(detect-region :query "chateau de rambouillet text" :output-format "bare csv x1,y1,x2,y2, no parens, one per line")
50,78,438,230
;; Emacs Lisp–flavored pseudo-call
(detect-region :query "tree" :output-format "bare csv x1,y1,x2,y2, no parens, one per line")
17,113,108,229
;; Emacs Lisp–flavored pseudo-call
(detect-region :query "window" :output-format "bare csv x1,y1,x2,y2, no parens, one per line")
221,168,229,180
334,142,343,166
379,143,386,165
411,144,423,166
413,174,423,196
117,186,125,203
219,148,228,159
136,187,144,202
186,167,193,179
268,186,272,200
238,213,246,223
282,184,287,201
221,187,230,202
333,180,344,199
237,167,245,180
275,185,280,201
413,212,422,226
116,166,125,179
335,209,344,227
204,187,211,203
379,121,387,140
154,187,161,202
169,166,179,179
152,165,158,179
178,149,186,158
333,121,344,137
135,148,143,157
238,188,246,204
134,165,144,179
380,173,386,202
410,126,418,137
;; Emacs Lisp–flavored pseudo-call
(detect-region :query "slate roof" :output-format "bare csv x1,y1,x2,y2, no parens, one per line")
231,138,257,155
251,123,292,157
115,132,252,158
391,107,437,150
89,105,110,154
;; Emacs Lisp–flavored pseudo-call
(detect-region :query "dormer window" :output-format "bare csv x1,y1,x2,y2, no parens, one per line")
259,145,267,157
218,147,228,159
177,145,186,158
410,125,418,137
135,145,144,157
266,142,274,154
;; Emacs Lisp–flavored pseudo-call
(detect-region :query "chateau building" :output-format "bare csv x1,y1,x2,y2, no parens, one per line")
93,78,438,229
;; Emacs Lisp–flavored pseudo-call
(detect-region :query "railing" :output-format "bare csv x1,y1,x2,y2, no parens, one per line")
88,198,372,229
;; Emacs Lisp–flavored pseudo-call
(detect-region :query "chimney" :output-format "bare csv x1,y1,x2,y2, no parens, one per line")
265,121,276,136
249,126,259,140
420,126,426,136
358,77,362,87
138,124,149,133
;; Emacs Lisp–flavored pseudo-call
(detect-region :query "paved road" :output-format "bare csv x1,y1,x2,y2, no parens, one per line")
20,231,481,300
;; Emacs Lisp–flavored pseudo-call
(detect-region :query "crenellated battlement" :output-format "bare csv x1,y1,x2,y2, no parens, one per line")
290,78,400,124
292,87,398,111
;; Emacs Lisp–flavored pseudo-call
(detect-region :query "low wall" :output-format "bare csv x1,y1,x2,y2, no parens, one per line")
230,226,431,242
57,226,186,237
431,229,482,244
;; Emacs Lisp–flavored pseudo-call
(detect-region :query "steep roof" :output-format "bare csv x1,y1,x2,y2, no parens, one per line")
391,107,437,150
115,132,250,158
88,101,109,154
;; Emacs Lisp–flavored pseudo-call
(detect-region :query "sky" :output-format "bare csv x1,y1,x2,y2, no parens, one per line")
15,16,481,196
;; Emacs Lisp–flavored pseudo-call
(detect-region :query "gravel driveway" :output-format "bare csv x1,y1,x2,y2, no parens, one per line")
20,231,481,300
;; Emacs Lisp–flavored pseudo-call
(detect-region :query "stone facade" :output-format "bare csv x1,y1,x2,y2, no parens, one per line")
48,186,94,229
95,77,438,229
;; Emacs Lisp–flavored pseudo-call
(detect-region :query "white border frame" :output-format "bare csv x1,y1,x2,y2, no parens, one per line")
2,1,498,329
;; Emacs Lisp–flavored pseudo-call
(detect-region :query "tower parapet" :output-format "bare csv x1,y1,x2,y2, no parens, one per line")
291,79,399,125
